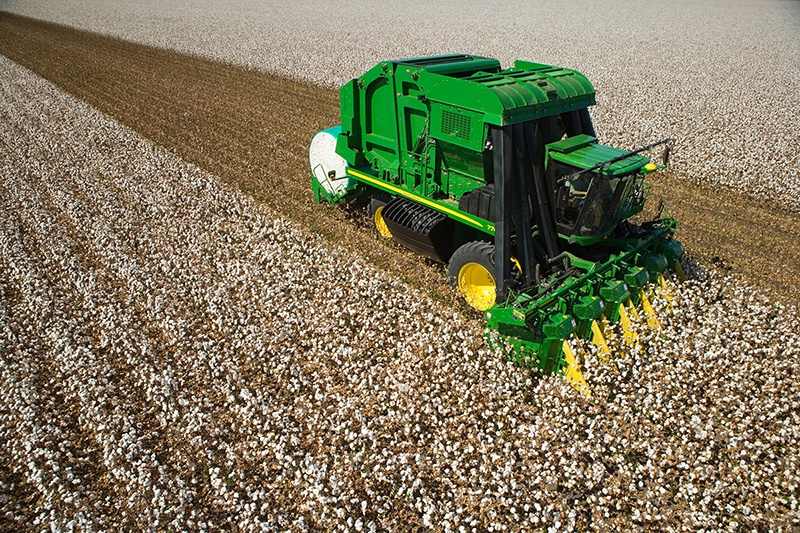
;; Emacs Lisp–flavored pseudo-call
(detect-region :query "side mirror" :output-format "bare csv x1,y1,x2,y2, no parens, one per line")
662,145,671,167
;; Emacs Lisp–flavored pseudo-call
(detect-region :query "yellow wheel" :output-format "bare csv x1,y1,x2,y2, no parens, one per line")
447,241,497,311
374,205,392,239
458,262,496,310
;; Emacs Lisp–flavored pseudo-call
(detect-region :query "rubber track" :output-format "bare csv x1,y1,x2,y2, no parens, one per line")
0,12,798,305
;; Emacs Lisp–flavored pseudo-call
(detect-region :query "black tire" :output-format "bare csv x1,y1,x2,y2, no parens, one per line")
368,191,393,215
447,241,497,311
368,197,387,216
447,241,495,282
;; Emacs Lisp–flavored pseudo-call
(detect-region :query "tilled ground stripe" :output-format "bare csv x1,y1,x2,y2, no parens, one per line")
0,11,798,305
0,12,457,308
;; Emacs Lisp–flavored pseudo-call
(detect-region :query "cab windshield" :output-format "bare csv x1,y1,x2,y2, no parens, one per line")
551,163,637,238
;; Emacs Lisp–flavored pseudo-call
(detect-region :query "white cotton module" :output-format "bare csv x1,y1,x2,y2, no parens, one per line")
309,126,351,196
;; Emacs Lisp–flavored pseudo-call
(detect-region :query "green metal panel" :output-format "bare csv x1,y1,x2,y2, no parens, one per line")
430,104,485,150
396,54,502,76
413,58,596,126
547,134,596,153
392,69,430,195
361,74,400,175
438,141,490,184
337,80,363,166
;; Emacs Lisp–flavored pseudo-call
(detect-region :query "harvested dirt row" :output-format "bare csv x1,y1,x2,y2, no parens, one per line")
1,12,798,306
0,12,458,308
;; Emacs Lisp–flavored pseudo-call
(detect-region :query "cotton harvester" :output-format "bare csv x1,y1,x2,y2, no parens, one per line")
309,55,684,398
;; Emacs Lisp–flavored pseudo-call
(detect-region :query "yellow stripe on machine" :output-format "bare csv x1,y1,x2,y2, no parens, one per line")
347,169,493,233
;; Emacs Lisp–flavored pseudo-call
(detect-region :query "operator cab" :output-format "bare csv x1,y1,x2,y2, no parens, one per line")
545,135,650,241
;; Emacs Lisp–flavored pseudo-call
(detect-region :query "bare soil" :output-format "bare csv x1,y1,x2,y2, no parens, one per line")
1,12,798,307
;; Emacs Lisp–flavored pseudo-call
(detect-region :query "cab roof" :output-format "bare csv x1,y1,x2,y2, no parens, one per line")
547,134,649,175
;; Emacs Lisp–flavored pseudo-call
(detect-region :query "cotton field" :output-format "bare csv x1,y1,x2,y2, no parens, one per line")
2,45,800,533
3,0,800,212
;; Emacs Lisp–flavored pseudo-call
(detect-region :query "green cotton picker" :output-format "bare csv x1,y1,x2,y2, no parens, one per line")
309,54,684,399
